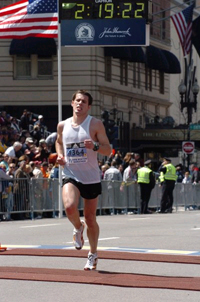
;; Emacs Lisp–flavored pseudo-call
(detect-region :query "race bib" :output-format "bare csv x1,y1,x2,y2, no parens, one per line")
66,142,87,164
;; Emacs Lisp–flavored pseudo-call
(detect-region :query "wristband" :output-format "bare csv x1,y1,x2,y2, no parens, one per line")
93,142,99,151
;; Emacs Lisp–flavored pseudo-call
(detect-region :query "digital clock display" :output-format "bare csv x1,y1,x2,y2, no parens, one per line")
59,0,149,21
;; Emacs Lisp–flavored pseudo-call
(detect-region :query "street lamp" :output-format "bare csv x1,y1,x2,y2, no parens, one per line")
178,78,199,167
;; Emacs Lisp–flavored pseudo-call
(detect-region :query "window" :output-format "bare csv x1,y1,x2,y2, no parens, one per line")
133,62,141,88
105,56,112,82
159,71,164,94
16,55,31,77
161,10,166,40
38,56,53,77
120,59,128,86
145,66,152,91
0,1,12,8
139,115,143,126
133,63,136,87
14,55,53,79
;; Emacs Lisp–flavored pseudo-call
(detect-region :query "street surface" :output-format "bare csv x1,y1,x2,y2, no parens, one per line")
0,211,200,302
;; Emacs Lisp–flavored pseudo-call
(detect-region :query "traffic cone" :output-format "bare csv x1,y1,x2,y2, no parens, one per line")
0,243,7,251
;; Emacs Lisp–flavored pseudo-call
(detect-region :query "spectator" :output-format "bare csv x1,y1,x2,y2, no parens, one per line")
41,161,49,178
18,155,30,164
190,164,200,184
19,109,30,130
0,163,12,221
10,130,20,145
30,125,42,146
0,111,6,126
0,153,10,171
29,161,35,178
5,163,16,220
34,115,46,136
28,144,41,161
1,129,9,146
103,160,123,215
176,164,184,183
134,153,144,167
38,139,50,162
0,131,8,153
10,117,20,133
114,150,123,166
101,163,109,179
118,164,124,177
13,160,28,220
5,141,23,159
49,162,59,179
45,132,57,153
24,137,34,150
182,170,193,211
123,159,138,183
32,161,43,219
6,163,16,177
122,152,134,170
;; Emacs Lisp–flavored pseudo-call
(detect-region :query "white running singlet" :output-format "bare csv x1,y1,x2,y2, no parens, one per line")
62,115,100,184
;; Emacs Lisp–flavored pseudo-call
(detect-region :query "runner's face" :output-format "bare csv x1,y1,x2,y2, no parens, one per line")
72,93,90,114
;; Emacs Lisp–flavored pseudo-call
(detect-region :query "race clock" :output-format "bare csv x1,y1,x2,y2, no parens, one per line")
59,0,151,22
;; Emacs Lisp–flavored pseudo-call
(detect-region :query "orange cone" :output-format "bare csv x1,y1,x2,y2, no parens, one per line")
0,243,7,251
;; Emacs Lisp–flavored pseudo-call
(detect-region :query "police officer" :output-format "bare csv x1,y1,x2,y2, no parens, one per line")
158,157,177,213
137,159,155,214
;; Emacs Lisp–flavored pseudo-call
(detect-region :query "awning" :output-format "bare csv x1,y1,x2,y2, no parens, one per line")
129,47,146,63
104,47,132,61
104,46,146,63
9,37,57,56
146,45,169,72
161,50,181,74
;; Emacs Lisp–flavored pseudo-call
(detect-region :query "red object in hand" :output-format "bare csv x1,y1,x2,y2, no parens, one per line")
48,153,58,164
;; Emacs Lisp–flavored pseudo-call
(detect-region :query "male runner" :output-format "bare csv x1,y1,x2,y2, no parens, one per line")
56,90,111,270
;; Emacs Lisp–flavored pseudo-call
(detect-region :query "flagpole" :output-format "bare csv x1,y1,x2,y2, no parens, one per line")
57,5,63,218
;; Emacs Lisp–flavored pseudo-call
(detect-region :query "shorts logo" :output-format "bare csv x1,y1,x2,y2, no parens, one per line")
75,23,95,43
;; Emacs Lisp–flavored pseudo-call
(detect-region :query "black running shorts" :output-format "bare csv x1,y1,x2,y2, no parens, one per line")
62,178,102,199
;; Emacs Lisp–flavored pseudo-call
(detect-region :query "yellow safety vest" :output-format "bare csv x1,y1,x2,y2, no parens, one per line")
164,164,177,181
159,171,165,183
137,167,151,184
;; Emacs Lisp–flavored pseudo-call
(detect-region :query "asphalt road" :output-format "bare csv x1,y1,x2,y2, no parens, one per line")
0,211,200,302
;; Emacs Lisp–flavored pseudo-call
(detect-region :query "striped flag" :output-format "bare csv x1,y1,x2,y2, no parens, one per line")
0,0,58,39
171,3,194,56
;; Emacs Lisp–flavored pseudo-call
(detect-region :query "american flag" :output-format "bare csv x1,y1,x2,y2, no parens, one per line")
0,0,58,39
171,3,194,56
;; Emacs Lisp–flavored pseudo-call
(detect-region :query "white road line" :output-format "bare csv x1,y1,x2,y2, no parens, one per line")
20,223,61,228
129,218,150,220
191,227,200,230
66,237,119,244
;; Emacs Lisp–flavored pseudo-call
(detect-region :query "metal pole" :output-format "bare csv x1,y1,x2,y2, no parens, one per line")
57,2,63,218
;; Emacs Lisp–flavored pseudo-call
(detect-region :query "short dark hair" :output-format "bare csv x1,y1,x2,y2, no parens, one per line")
129,159,136,166
72,90,93,105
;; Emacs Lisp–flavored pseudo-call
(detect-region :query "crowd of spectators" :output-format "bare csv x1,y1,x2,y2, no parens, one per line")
0,109,199,220
0,109,58,221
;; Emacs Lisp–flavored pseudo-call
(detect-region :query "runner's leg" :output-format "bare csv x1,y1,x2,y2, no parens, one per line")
84,198,99,254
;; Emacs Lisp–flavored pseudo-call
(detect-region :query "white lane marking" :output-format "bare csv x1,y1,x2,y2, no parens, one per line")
129,218,150,220
191,227,200,230
66,237,119,244
20,223,61,228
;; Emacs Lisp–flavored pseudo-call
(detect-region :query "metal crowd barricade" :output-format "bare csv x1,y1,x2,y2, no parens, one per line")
0,179,200,219
0,178,60,220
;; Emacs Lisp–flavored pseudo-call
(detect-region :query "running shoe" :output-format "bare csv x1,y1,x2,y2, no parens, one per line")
84,252,98,271
73,220,85,250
